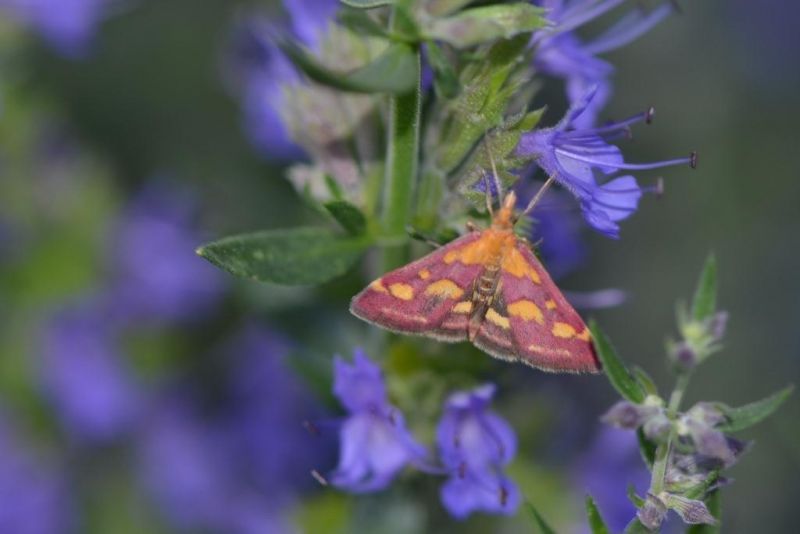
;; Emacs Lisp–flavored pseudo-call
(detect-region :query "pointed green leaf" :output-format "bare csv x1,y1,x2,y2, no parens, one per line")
279,40,417,94
324,200,368,235
633,366,659,396
197,227,370,285
526,502,557,534
692,254,717,321
425,41,460,98
340,0,395,8
627,485,645,508
636,428,657,468
687,491,721,534
717,385,794,433
324,174,345,201
590,320,646,403
585,495,610,534
424,4,546,48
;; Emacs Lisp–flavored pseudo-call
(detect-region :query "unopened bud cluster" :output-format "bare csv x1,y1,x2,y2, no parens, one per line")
668,308,728,371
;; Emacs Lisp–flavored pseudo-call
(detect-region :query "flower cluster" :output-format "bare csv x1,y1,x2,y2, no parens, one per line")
328,351,520,519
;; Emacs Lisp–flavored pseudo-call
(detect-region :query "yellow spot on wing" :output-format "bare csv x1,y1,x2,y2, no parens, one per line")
424,279,464,299
576,327,591,342
485,309,510,329
507,300,544,324
501,247,541,284
419,269,431,280
545,299,557,310
389,283,414,301
552,322,577,338
370,279,388,294
453,301,472,314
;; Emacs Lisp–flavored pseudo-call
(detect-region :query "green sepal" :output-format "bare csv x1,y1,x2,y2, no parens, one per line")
197,227,370,285
636,428,657,468
323,200,368,235
585,495,610,534
423,3,546,48
716,384,794,433
279,40,417,94
526,502,557,534
424,0,475,17
691,254,717,321
590,320,646,404
683,471,720,500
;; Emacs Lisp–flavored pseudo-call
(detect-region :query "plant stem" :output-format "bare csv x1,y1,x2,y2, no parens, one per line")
649,372,692,496
381,16,421,272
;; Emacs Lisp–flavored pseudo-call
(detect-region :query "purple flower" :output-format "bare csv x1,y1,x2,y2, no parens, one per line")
534,0,675,127
110,183,225,324
572,427,649,533
0,0,114,58
39,298,141,441
436,384,520,519
516,88,695,238
229,0,338,159
0,413,72,534
329,349,430,492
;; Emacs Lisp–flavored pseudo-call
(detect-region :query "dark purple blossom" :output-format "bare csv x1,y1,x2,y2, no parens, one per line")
0,0,114,58
110,183,225,324
229,0,338,159
330,349,430,492
436,384,520,519
39,298,141,442
0,413,72,534
516,88,694,238
572,427,649,533
534,0,674,127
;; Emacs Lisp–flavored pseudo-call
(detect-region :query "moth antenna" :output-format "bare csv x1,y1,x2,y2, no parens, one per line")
483,174,495,217
520,175,556,218
486,140,504,201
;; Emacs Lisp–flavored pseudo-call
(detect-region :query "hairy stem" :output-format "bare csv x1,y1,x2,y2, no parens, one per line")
649,372,692,496
381,13,421,272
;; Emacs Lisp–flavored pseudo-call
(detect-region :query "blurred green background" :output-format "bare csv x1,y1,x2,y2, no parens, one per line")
0,0,797,532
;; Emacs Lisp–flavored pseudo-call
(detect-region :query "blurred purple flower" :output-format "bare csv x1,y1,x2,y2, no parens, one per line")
572,427,649,532
330,349,430,492
0,414,71,534
516,87,694,238
0,0,114,58
40,298,141,442
229,0,338,159
437,384,520,519
534,0,674,127
110,183,225,325
139,400,295,534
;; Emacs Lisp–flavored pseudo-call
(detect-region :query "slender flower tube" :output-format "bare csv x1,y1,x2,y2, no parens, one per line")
516,87,695,238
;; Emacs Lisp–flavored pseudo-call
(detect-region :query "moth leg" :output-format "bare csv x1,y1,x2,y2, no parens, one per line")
466,221,479,232
405,226,443,248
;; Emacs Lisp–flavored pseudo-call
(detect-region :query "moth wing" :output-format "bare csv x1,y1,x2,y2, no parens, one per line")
471,294,521,363
496,240,601,373
350,233,482,341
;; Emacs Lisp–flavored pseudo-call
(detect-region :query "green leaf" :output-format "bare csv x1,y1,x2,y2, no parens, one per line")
324,200,368,235
687,491,721,534
279,40,417,94
636,428,657,468
426,41,460,98
692,254,717,321
197,227,370,285
633,366,659,396
684,471,720,500
585,495,610,534
340,0,395,8
717,385,794,433
324,174,344,201
337,9,390,38
526,502,557,534
423,4,546,48
590,320,646,404
627,485,645,508
424,0,475,17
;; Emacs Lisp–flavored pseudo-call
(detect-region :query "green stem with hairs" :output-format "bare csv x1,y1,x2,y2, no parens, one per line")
649,372,692,497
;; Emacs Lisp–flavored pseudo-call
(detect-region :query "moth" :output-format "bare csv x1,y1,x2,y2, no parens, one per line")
350,179,601,374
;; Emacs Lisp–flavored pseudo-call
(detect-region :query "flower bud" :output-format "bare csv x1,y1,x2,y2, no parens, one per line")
637,493,667,530
643,412,672,442
669,340,697,371
660,492,717,525
601,401,658,429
